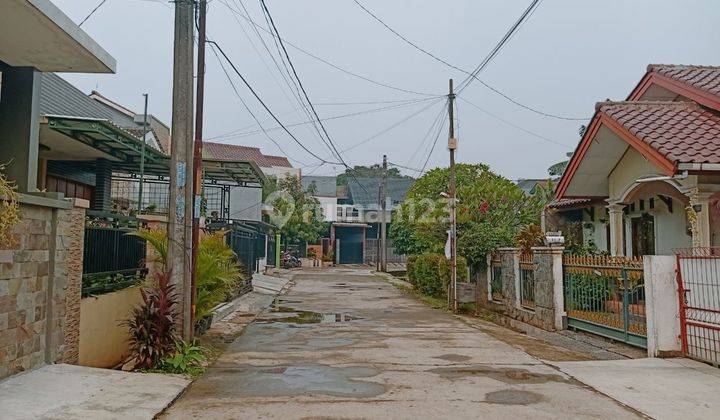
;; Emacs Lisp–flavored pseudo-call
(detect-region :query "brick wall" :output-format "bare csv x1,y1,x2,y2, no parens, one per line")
0,197,86,379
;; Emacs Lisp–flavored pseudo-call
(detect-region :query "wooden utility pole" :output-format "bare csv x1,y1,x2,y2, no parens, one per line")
380,154,388,272
190,0,207,339
448,79,458,313
168,0,195,341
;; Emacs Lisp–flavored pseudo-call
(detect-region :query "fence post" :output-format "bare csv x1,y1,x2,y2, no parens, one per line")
498,248,518,308
644,255,682,357
531,246,565,330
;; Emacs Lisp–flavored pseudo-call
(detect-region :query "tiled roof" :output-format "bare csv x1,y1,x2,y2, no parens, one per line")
547,198,592,209
347,177,415,208
597,101,720,165
302,176,338,197
649,64,720,97
203,142,292,168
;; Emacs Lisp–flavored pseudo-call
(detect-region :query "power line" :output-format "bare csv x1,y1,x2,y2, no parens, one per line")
208,39,341,164
458,97,573,149
407,102,447,168
78,0,109,26
420,102,448,174
217,0,439,97
208,97,437,141
208,42,310,166
351,0,587,121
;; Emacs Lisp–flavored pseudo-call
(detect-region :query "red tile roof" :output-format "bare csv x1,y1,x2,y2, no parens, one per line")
203,142,292,168
648,64,720,97
547,198,592,209
597,101,720,165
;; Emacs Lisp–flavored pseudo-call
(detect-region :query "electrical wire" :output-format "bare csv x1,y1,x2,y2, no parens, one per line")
351,0,587,121
78,0,109,26
458,97,573,149
420,102,449,174
217,0,438,97
406,103,447,168
208,39,342,164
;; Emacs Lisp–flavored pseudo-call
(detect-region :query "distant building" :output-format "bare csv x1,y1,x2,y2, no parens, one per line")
301,175,338,222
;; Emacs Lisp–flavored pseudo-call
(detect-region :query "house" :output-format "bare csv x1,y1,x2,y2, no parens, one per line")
0,0,116,379
301,175,338,222
516,179,552,196
551,64,720,257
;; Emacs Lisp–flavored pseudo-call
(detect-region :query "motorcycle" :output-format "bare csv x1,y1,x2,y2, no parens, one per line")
281,251,301,269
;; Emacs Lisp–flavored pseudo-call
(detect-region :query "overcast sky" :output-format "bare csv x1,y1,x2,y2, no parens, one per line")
55,0,720,180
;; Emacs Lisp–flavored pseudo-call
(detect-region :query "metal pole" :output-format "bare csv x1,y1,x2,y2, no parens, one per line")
380,154,388,272
190,0,207,340
168,0,195,341
138,93,148,213
448,79,458,313
275,233,281,268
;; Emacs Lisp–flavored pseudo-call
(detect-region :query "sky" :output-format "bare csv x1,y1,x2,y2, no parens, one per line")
54,0,720,180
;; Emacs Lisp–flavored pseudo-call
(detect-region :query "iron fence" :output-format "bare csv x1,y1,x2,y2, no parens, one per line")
563,255,646,348
676,247,720,366
519,254,535,309
82,211,147,296
490,254,503,301
364,238,407,265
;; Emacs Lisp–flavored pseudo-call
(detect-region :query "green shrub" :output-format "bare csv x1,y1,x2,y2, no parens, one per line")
406,255,417,284
407,253,468,298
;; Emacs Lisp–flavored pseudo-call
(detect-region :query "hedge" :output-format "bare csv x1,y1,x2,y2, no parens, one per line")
406,253,468,298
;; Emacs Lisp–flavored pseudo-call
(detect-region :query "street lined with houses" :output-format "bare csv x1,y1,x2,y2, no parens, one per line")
2,1,720,419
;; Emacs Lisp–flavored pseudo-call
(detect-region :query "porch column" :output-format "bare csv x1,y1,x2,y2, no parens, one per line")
607,203,625,256
0,65,41,193
689,190,715,248
91,158,113,211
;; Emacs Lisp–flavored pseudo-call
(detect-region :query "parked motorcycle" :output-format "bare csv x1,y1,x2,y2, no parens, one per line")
281,251,302,269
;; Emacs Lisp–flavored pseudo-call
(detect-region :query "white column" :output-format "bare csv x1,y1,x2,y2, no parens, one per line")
608,203,625,256
693,191,714,248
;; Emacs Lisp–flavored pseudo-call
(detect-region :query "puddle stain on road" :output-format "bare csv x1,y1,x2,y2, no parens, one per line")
191,364,386,399
429,365,569,385
484,390,544,405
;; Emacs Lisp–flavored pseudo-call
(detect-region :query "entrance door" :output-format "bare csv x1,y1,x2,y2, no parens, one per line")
631,215,655,257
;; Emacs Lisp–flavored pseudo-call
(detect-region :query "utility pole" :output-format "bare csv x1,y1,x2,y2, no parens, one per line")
380,154,388,272
190,0,207,339
168,0,195,341
376,184,382,271
138,93,148,213
448,79,458,313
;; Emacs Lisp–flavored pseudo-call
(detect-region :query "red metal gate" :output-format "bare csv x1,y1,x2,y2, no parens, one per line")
676,248,720,366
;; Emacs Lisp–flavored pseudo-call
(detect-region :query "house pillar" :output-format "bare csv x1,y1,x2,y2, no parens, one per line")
608,203,625,256
91,158,113,211
689,189,715,248
0,65,41,193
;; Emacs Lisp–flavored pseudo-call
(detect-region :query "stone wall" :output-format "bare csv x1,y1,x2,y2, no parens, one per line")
0,197,86,379
474,247,565,331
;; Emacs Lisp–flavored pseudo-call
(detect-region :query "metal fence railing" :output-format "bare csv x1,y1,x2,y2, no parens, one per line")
519,253,535,309
676,247,720,366
563,255,646,348
82,211,147,296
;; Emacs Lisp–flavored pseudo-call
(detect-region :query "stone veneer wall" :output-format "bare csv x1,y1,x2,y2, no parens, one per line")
0,197,86,379
474,247,565,331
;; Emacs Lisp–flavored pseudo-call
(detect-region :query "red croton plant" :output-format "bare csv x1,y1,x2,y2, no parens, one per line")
123,270,178,369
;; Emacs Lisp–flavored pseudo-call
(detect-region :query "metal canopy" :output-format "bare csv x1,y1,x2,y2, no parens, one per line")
45,115,265,186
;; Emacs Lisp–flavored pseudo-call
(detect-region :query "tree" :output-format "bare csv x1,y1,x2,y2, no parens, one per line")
389,164,551,267
267,176,326,246
337,164,412,186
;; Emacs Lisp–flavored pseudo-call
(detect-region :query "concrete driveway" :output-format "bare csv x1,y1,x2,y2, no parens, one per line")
163,268,640,419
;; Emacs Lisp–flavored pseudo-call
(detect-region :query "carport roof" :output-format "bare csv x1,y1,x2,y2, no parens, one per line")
44,115,265,185
0,0,115,73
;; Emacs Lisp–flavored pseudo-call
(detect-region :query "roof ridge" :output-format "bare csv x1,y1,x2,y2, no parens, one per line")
648,64,720,72
595,100,699,111
89,90,136,117
204,141,261,151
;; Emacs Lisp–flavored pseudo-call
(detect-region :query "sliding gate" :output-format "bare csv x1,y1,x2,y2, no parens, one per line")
563,255,647,348
676,248,720,366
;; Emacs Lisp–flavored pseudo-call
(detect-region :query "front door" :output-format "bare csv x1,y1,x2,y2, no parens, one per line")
631,214,655,257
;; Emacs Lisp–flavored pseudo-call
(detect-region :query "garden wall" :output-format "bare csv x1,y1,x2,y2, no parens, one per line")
0,196,86,379
475,247,565,331
79,285,142,368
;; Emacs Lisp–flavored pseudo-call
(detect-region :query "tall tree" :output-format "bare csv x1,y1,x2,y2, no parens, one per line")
267,176,326,246
390,164,551,267
337,164,412,186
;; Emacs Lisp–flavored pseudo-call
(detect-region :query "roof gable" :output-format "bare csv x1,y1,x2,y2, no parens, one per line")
203,142,292,168
629,64,720,112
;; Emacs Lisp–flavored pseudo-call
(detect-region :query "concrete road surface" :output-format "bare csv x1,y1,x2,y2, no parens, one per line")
163,268,640,419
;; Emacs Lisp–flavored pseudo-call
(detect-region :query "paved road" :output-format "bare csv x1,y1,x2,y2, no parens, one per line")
164,268,639,419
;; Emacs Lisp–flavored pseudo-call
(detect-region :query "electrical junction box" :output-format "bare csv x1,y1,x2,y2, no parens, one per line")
448,137,458,150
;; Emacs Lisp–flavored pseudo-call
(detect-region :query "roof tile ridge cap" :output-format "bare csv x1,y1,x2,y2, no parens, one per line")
648,64,720,72
595,100,697,111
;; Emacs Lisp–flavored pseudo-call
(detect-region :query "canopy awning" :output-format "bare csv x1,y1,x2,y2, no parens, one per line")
44,115,265,186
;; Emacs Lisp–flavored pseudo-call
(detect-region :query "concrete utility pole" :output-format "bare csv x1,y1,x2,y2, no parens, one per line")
448,79,458,313
168,0,195,341
190,0,208,339
380,155,388,272
138,93,148,213
376,184,382,271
